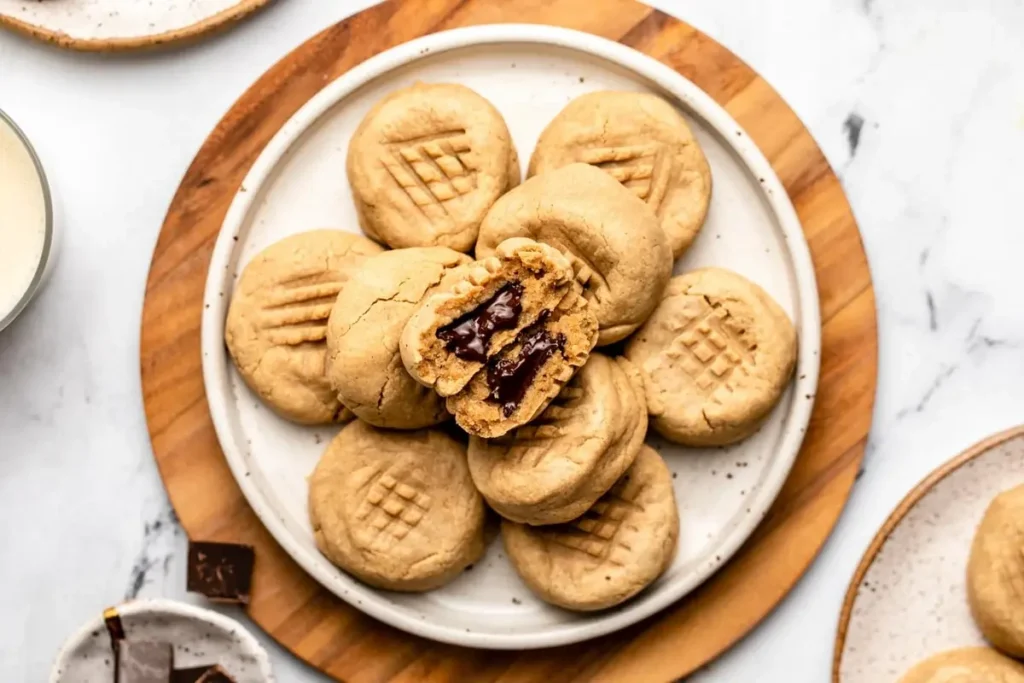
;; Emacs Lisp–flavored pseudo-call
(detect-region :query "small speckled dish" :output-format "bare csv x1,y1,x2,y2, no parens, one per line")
0,0,272,51
50,599,275,682
834,425,1024,682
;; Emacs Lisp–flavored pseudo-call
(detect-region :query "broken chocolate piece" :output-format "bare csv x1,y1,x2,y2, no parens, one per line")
117,641,174,683
195,666,236,683
186,541,255,605
437,281,523,362
486,318,567,417
171,668,211,683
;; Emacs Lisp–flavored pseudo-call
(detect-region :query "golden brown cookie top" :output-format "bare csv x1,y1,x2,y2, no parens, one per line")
347,82,519,252
967,484,1024,658
309,420,485,592
897,647,1024,683
325,247,470,429
476,163,672,345
225,229,383,424
502,445,679,611
625,267,796,446
529,91,712,259
468,353,647,524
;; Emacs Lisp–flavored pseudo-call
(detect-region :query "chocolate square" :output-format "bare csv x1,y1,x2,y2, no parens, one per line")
171,665,235,683
117,641,174,682
195,665,236,683
186,541,254,604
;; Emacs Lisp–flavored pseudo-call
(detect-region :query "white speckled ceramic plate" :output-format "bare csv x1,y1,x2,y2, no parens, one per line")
834,426,1024,682
201,25,821,649
50,599,274,682
0,0,270,51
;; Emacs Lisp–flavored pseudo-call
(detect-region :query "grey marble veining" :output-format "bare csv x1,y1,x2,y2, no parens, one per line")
1,0,1022,681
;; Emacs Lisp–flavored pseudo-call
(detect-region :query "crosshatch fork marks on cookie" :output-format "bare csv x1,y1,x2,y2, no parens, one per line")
664,300,753,399
498,383,587,454
381,129,478,222
259,274,346,345
546,478,647,566
579,144,671,212
355,465,433,544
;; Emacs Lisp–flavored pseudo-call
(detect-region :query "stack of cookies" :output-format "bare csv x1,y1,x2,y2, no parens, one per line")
224,82,798,612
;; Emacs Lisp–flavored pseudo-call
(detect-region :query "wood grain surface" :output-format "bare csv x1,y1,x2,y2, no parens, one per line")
0,0,271,52
140,1,878,680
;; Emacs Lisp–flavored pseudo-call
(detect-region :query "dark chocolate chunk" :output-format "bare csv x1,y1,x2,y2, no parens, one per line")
486,318,566,417
173,665,235,683
186,541,255,605
171,668,212,683
117,641,174,683
436,282,523,362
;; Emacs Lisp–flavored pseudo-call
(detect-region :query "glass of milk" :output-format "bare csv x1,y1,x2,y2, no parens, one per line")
0,108,54,332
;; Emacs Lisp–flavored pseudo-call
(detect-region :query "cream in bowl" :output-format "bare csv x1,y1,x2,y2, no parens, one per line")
0,108,53,332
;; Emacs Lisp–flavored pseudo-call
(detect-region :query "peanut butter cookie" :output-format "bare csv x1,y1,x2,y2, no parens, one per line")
225,230,383,424
898,647,1024,683
348,82,519,252
530,91,712,259
475,163,672,346
468,354,647,525
503,445,679,611
309,420,486,592
625,268,797,446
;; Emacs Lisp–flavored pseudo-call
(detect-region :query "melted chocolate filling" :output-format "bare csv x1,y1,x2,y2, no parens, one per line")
486,315,567,417
437,282,523,363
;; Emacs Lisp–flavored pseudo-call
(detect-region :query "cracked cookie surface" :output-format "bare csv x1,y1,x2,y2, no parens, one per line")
308,420,485,592
401,238,598,438
502,445,679,611
325,247,470,429
967,484,1024,658
468,354,647,525
347,82,520,252
529,91,712,259
898,647,1024,683
625,267,797,446
475,163,672,346
225,230,383,424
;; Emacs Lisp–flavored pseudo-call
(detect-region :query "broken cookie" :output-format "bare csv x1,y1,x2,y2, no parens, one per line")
401,237,598,438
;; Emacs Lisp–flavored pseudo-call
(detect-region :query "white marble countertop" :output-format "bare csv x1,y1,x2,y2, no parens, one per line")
1,0,1022,680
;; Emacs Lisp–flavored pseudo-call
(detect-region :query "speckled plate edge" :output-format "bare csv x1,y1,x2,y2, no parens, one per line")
0,0,272,52
832,424,1024,682
49,598,275,682
200,24,822,649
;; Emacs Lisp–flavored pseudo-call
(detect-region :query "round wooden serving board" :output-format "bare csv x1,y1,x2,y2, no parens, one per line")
140,1,877,680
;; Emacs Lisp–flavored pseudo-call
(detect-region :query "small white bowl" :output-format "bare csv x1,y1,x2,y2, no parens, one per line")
50,599,275,682
0,107,56,333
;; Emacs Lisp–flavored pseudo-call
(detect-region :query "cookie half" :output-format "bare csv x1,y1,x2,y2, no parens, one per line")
625,268,797,446
401,237,598,438
476,163,672,345
325,247,471,429
897,647,1024,683
529,91,712,259
309,420,485,592
967,484,1024,658
225,230,383,424
503,445,679,611
468,354,647,525
347,82,520,252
